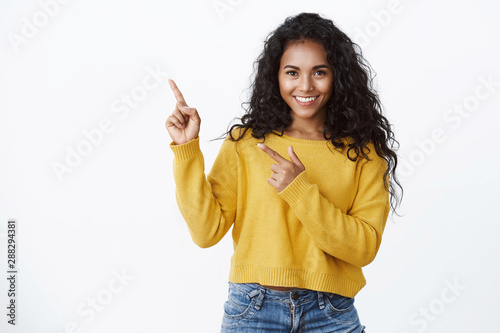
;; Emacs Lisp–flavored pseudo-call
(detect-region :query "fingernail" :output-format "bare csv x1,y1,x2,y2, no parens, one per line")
257,143,263,148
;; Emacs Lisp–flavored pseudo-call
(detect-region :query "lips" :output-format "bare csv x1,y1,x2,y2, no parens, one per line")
294,95,318,105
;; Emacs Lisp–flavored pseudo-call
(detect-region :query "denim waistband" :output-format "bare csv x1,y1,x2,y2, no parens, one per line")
229,282,320,300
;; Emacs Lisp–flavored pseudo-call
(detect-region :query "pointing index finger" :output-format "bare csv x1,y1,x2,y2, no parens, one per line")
257,143,287,164
168,78,187,104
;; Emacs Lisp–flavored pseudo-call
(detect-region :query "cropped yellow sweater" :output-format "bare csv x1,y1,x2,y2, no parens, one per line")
169,129,390,298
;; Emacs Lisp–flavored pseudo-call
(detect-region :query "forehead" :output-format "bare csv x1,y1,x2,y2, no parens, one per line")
280,40,328,66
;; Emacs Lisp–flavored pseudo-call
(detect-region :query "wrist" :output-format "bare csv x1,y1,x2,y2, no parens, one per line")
169,137,200,160
173,136,198,146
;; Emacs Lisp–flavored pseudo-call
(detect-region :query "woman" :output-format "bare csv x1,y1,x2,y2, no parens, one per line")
166,12,402,332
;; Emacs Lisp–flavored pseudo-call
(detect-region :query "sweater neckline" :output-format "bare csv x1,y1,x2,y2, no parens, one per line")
273,132,332,146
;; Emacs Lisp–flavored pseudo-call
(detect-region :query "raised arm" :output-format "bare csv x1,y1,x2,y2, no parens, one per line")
167,79,237,248
170,137,238,248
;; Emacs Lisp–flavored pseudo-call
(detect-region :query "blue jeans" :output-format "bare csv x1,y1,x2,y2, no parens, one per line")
220,282,366,332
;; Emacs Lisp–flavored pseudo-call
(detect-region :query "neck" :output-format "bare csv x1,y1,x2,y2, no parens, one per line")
283,125,327,141
286,110,327,134
285,117,325,135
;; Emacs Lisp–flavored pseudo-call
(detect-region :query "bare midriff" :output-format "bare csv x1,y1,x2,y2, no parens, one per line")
258,284,295,291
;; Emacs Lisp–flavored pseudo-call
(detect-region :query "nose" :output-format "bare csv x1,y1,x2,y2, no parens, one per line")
298,75,314,92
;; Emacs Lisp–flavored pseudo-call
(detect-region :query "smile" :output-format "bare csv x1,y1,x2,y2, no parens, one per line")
294,96,318,103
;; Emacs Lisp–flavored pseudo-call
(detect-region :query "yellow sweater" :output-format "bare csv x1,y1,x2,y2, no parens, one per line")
169,129,390,298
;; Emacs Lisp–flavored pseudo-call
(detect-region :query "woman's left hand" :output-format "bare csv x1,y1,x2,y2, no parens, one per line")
258,143,305,192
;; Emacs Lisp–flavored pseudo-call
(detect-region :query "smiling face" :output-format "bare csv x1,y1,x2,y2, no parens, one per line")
278,39,333,132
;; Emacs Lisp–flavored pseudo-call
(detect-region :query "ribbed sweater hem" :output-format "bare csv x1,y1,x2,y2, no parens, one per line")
169,137,200,161
278,170,311,205
229,264,365,298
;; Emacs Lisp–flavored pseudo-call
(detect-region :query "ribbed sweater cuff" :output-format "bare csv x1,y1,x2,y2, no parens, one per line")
278,170,311,205
169,137,200,161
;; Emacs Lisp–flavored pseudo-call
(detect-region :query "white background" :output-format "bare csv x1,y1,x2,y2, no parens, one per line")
1,0,499,332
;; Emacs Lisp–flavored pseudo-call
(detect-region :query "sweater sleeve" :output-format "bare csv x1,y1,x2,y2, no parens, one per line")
169,136,238,248
278,146,390,267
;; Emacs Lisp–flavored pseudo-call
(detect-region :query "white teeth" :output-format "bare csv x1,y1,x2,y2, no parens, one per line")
295,96,317,102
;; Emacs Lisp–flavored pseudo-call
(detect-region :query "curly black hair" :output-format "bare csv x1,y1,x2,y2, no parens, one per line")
220,12,403,217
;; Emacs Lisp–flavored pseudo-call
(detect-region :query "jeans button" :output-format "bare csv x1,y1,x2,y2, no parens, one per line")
292,293,299,300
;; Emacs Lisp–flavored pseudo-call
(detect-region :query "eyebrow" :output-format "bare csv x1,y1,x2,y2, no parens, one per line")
283,64,330,70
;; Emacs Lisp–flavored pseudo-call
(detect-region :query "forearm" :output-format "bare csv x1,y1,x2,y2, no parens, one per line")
279,171,390,267
170,138,236,248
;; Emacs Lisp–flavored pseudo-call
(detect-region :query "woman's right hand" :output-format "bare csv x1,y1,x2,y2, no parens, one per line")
165,79,201,145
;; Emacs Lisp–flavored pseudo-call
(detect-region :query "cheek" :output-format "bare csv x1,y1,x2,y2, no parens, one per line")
318,81,333,95
278,77,294,96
